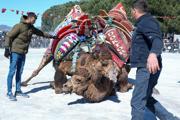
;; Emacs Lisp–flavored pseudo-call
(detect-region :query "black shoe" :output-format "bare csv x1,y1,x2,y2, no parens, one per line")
15,91,30,98
7,92,17,101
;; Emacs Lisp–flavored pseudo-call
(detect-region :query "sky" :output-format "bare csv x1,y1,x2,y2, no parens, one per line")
0,0,76,27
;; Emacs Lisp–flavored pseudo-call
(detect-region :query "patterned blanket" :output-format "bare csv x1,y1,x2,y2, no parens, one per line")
51,5,92,62
52,3,133,68
97,3,133,67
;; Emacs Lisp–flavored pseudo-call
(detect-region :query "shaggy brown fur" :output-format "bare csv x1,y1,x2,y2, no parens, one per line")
116,65,133,92
53,53,92,94
53,45,132,102
84,76,114,102
92,44,133,92
67,58,116,102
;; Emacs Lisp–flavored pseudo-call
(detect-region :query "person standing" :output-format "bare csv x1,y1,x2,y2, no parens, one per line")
130,0,179,120
4,12,57,101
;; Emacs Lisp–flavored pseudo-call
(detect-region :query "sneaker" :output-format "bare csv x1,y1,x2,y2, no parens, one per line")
7,93,17,101
15,91,30,98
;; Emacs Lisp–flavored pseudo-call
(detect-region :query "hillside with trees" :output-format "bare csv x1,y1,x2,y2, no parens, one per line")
41,0,180,33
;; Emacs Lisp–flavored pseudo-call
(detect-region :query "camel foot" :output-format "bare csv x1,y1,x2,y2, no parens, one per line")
55,88,62,94
50,82,55,89
119,83,133,93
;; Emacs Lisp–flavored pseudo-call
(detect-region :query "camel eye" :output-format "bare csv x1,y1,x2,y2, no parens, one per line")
64,84,67,87
76,79,81,83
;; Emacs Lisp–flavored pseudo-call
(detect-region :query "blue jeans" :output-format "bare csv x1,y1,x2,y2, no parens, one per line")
7,52,26,94
131,67,175,120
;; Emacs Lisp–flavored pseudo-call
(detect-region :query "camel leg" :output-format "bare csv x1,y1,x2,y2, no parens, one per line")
54,68,67,94
110,88,116,96
50,81,55,89
116,67,133,92
21,54,53,86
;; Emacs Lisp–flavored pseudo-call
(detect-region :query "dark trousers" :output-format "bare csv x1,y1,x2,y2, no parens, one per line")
7,52,26,94
131,67,175,120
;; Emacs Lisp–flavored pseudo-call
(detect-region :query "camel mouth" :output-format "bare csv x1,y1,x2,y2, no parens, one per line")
62,86,73,94
62,79,74,94
62,90,72,94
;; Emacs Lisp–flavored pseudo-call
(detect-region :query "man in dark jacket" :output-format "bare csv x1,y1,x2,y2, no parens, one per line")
130,0,179,120
4,12,56,101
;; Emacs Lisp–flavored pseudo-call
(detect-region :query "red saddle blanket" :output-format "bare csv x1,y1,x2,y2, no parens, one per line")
105,28,130,68
51,16,92,62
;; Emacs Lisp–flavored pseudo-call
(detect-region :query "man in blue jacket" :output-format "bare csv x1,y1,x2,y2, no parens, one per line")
130,0,179,120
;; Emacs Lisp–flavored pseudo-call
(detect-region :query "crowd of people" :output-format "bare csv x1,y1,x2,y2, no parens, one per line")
0,31,50,48
163,33,180,53
0,31,6,48
30,35,50,48
1,31,180,53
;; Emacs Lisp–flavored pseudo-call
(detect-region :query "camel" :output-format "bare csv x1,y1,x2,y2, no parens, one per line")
21,3,134,102
52,44,133,102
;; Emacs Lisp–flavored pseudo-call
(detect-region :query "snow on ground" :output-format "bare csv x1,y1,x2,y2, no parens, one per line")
0,49,180,120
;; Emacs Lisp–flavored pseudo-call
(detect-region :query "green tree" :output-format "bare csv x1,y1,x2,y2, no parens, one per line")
41,0,180,33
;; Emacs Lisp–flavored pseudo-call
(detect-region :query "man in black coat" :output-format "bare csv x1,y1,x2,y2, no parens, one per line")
130,0,179,120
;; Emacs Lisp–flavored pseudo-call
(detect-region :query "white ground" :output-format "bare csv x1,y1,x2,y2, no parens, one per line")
0,49,180,120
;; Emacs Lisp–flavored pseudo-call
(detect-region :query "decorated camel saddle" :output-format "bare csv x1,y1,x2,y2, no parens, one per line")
51,3,133,68
51,5,92,62
94,3,133,68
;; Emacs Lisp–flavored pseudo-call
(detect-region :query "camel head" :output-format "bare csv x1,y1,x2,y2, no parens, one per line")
62,80,73,94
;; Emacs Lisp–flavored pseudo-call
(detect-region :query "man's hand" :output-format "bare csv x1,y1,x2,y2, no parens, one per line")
52,36,58,39
4,48,10,59
147,53,160,74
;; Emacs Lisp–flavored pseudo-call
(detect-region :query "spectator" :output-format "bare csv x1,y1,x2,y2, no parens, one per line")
4,12,56,101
